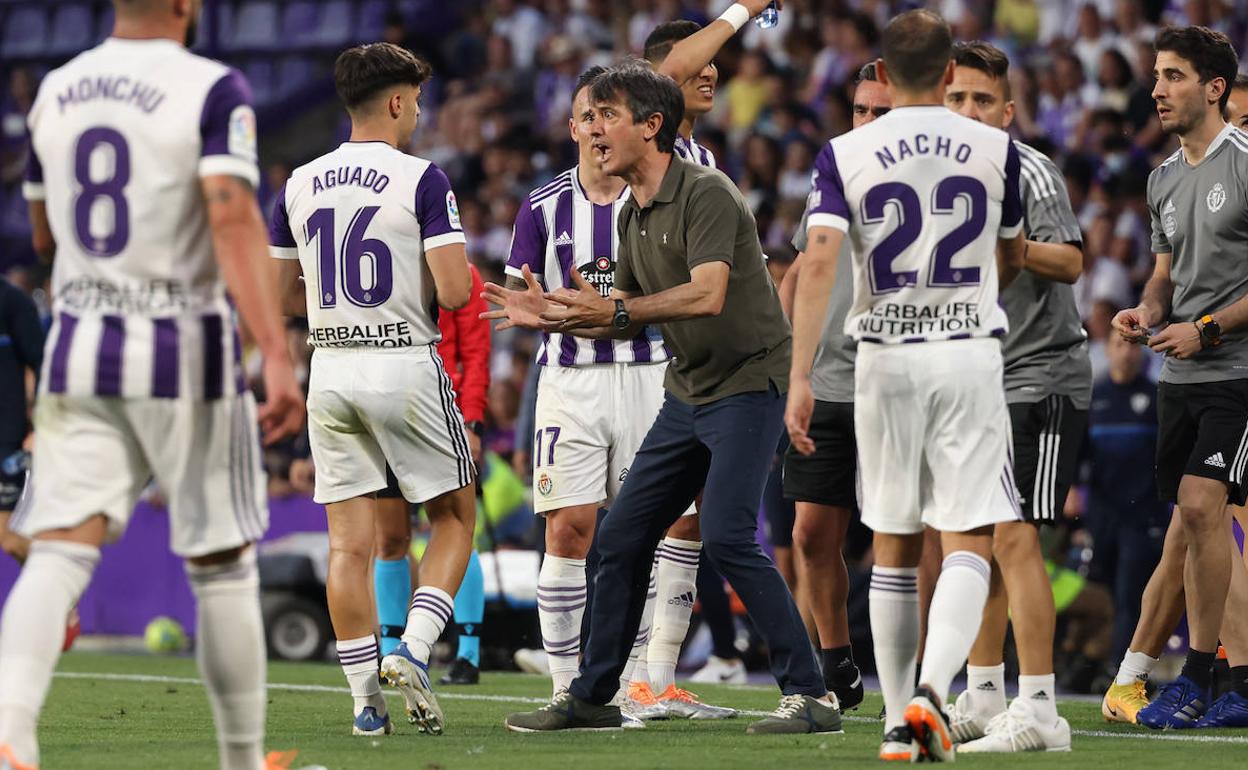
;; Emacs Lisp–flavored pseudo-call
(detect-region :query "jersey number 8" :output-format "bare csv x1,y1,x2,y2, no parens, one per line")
306,206,394,308
73,127,131,258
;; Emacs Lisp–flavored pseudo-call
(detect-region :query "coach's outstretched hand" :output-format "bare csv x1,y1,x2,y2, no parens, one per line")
784,378,817,456
259,355,306,446
541,269,613,331
481,264,549,331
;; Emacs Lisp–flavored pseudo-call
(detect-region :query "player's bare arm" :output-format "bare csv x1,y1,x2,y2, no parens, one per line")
203,173,304,444
27,200,54,263
1021,240,1082,284
656,0,780,85
1114,252,1174,342
778,253,803,318
542,260,729,334
427,242,472,310
785,226,842,456
996,230,1026,290
276,259,306,318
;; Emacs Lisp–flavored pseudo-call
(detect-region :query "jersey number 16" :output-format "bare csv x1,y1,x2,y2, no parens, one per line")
306,206,394,308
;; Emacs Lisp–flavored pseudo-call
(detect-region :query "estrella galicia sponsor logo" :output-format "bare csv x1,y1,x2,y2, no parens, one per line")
537,473,553,496
1207,182,1227,213
577,256,615,298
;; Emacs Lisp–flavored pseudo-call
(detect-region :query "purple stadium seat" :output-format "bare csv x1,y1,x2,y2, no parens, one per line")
283,1,321,47
314,1,354,48
243,59,276,106
227,0,280,52
2,6,49,58
48,3,95,56
275,57,325,100
355,0,389,43
96,4,115,43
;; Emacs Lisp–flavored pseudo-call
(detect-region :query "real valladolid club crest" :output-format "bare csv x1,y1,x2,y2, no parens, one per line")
537,473,553,497
1208,182,1227,213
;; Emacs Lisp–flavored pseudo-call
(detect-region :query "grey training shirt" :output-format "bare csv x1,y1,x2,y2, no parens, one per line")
1149,123,1248,384
1000,141,1092,409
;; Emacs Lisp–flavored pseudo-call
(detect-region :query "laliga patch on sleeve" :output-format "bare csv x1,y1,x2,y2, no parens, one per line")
228,105,258,162
446,190,462,230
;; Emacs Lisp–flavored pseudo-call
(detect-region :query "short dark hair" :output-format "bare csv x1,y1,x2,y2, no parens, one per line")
1155,26,1238,110
643,20,702,65
952,40,1011,99
1235,73,1248,91
855,61,879,84
880,9,953,92
589,63,685,154
574,65,608,104
334,43,431,110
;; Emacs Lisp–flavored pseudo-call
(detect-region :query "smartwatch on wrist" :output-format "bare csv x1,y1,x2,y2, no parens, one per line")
465,421,485,438
612,298,631,330
1199,314,1223,348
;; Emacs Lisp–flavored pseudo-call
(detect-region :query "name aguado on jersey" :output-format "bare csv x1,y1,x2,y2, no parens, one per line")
806,106,1023,344
270,142,466,350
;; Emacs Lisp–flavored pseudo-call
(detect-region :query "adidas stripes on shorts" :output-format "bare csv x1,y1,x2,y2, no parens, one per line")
1155,379,1248,506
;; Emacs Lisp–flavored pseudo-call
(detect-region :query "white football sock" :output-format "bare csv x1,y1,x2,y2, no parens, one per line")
649,537,700,693
621,555,658,695
538,555,587,695
1018,673,1059,722
920,552,991,705
336,635,384,717
869,566,919,729
401,586,454,666
187,548,266,770
0,540,98,768
1115,649,1159,686
966,663,1007,716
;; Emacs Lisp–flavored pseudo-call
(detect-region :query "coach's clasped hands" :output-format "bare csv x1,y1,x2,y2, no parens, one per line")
1111,305,1203,359
481,265,613,333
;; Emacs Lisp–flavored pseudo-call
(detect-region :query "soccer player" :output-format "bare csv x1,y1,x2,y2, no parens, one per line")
1110,28,1248,728
0,1,305,769
269,44,477,736
372,263,490,687
502,66,731,722
788,10,1026,761
937,41,1085,752
777,61,891,711
496,63,838,736
0,277,42,565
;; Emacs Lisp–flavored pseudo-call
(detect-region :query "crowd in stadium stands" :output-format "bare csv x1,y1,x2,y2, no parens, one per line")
3,0,1248,683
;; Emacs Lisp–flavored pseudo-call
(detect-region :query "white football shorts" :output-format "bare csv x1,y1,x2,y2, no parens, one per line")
531,362,694,517
307,345,474,505
854,338,1023,535
12,392,268,558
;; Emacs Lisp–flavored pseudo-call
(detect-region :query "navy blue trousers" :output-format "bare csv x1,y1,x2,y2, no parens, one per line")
568,387,824,703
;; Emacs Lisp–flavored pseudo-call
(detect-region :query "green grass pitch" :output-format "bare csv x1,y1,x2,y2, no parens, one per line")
40,653,1248,769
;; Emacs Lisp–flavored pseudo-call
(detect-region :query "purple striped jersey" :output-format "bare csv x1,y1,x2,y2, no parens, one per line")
674,134,717,169
22,39,256,400
506,167,670,367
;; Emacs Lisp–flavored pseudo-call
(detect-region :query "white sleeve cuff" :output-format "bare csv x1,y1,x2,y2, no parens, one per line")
998,222,1023,239
21,181,45,201
270,246,299,260
423,231,467,251
199,155,260,188
504,264,543,279
807,212,849,234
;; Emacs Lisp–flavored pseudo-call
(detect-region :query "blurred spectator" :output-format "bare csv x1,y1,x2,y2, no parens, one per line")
1081,331,1170,663
492,0,548,69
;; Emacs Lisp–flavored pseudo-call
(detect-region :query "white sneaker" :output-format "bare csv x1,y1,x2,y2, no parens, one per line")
948,689,1001,744
513,647,551,675
689,655,746,685
958,698,1072,753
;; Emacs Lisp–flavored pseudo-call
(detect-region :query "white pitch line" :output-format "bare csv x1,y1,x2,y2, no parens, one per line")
53,671,1248,745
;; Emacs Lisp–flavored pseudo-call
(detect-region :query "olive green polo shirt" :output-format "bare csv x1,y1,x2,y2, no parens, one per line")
615,155,791,405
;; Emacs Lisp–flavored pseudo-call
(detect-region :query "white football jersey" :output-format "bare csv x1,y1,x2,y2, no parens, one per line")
270,142,466,349
807,105,1023,345
23,38,258,400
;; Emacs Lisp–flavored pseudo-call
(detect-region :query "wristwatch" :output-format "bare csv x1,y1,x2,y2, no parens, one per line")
1198,314,1223,348
612,298,631,329
465,421,485,437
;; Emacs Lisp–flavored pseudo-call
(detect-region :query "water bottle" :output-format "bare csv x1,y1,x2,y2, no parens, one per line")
754,1,779,28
